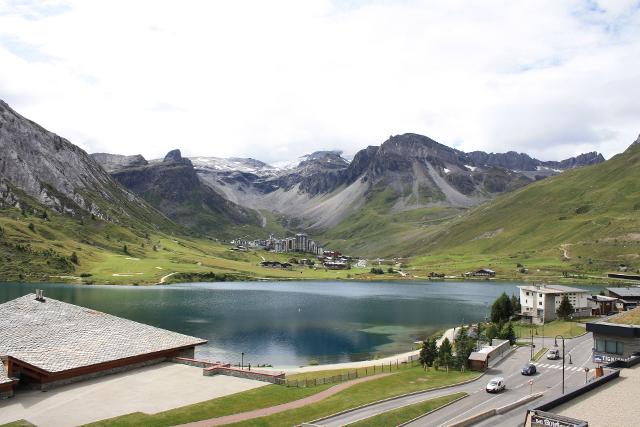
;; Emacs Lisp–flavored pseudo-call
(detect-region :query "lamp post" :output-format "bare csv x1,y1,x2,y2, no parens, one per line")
241,352,245,370
554,335,565,394
530,327,535,360
584,367,590,384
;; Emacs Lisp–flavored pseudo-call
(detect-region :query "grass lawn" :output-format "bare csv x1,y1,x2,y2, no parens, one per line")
0,421,36,427
532,347,548,361
86,367,477,427
227,367,478,427
348,392,467,427
83,384,330,427
286,360,414,383
514,319,587,339
609,307,640,325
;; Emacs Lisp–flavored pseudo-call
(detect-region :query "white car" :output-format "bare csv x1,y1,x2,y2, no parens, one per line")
547,349,561,360
486,377,506,393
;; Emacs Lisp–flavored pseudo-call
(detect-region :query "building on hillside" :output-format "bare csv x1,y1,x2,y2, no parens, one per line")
588,294,620,316
518,284,590,324
0,291,206,395
607,287,640,311
586,308,640,365
465,268,496,278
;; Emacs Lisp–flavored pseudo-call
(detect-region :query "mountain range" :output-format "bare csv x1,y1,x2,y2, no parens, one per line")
92,133,605,237
1,98,637,284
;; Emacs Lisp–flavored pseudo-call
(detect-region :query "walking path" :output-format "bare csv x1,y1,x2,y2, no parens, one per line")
159,271,177,284
176,373,390,427
270,349,421,374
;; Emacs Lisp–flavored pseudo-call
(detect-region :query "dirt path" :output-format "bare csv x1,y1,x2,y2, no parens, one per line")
159,272,177,284
560,243,572,260
176,374,390,427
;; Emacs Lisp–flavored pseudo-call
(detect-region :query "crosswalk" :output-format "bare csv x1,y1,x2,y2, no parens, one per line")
532,362,582,371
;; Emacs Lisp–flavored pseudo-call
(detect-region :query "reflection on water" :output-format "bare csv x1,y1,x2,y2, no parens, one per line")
0,280,602,366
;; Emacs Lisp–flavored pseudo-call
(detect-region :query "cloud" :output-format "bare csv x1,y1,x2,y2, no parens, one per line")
0,0,638,163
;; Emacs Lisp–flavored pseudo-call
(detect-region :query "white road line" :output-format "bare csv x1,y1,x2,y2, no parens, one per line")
436,394,502,427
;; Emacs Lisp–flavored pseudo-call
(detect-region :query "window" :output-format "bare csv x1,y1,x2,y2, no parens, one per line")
539,301,543,306
603,340,624,355
526,292,530,296
539,293,543,297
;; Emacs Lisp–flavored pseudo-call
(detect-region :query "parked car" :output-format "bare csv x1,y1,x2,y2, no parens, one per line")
547,349,561,360
521,363,537,375
486,377,506,393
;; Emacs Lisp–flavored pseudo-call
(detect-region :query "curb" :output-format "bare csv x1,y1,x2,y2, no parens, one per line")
396,393,469,427
447,393,543,427
308,373,485,425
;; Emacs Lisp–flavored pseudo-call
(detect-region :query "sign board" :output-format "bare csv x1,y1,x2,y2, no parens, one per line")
592,352,627,364
525,410,587,427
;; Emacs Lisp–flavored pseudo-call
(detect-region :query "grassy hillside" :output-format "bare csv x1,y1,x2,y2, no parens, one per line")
0,202,369,284
409,142,640,280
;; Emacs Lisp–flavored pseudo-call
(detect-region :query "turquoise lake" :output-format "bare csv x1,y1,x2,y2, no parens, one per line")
0,281,604,367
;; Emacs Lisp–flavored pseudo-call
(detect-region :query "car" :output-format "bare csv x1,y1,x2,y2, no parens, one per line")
521,363,537,375
486,377,506,393
547,349,561,360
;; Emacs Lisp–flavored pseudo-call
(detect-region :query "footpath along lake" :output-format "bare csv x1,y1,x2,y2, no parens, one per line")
0,281,605,367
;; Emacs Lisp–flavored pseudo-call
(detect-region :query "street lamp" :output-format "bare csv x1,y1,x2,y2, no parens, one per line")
554,335,566,394
584,367,590,384
241,352,245,370
530,328,535,360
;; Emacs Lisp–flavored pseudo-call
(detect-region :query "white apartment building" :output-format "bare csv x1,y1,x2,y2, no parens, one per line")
519,284,590,324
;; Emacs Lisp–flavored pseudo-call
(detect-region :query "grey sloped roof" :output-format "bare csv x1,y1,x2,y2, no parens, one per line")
607,287,640,297
0,294,206,374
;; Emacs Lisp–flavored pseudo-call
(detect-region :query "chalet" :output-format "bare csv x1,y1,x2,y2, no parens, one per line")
588,295,620,316
0,292,206,395
465,268,496,278
324,261,349,270
607,287,640,310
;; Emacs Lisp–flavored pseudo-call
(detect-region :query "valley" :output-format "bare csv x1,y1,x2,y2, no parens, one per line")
0,99,638,286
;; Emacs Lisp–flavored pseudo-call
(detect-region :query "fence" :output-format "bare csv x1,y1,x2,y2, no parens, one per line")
285,358,420,388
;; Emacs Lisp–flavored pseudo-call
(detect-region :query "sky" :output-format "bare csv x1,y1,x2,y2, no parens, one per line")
0,0,639,164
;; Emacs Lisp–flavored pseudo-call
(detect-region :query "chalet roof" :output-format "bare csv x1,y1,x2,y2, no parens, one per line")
0,294,207,374
607,287,640,298
468,351,489,362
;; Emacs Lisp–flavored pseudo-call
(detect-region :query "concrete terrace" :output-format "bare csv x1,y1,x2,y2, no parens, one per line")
0,362,268,427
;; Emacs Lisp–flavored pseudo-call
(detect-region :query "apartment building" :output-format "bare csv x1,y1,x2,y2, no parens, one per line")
519,284,590,324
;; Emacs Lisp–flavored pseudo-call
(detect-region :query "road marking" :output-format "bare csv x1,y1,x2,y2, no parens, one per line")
436,394,502,427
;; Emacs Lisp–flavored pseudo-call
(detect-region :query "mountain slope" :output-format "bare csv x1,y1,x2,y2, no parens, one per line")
410,135,640,277
99,149,268,238
0,100,177,231
194,133,604,239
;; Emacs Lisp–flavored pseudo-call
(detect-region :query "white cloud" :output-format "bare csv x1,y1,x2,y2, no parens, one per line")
0,0,639,163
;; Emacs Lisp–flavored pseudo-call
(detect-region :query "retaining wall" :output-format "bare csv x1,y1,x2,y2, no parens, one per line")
173,357,285,384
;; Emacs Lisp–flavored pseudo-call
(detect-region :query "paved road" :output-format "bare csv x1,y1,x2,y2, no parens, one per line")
316,333,596,427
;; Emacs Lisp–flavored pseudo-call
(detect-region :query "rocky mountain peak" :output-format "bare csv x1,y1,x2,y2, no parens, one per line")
91,153,148,172
163,149,183,163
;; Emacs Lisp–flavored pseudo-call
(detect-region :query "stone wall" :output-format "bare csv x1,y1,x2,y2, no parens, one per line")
204,366,285,384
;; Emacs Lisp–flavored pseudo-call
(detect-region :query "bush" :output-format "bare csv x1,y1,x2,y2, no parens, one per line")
370,267,385,274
